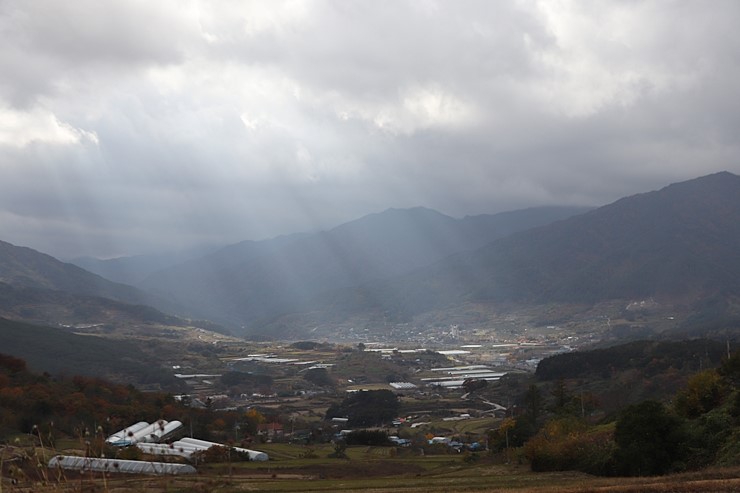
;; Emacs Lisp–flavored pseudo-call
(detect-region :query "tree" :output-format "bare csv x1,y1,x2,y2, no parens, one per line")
524,384,543,423
674,370,726,418
718,350,740,386
614,400,687,476
550,379,570,414
462,378,487,394
242,409,265,436
0,354,26,373
329,439,348,458
325,390,399,427
344,429,391,446
303,368,334,388
488,417,516,453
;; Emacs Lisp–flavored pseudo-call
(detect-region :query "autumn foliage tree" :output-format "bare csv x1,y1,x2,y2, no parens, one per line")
524,417,616,475
674,370,727,418
0,353,183,439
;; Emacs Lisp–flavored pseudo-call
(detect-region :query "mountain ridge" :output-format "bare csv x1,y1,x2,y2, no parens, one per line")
0,240,151,306
69,244,223,285
138,205,591,328
5,172,738,340
302,171,740,331
0,240,222,331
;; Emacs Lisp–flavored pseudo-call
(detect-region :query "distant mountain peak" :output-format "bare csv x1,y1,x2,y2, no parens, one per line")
659,170,740,193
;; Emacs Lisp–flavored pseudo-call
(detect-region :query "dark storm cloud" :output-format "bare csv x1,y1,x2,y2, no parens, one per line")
1,0,740,258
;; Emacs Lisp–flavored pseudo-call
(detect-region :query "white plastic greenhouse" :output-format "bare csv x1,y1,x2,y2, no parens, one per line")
48,455,196,475
105,421,149,446
136,437,269,461
179,437,269,461
105,420,184,446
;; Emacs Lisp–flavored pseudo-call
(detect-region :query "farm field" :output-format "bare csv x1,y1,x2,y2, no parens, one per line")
6,441,740,493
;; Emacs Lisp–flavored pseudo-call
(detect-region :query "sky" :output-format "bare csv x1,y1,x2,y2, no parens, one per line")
2,0,740,259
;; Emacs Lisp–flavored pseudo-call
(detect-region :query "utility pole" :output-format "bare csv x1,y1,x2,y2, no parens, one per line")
581,391,585,418
728,338,732,360
505,425,510,464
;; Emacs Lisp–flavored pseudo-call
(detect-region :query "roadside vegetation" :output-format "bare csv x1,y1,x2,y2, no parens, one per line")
511,349,740,477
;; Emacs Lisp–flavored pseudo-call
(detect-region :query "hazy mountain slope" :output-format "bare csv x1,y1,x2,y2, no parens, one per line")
326,172,740,321
70,245,221,285
0,281,185,328
0,240,206,330
140,206,589,327
0,240,151,306
137,232,313,325
138,232,308,300
471,171,740,302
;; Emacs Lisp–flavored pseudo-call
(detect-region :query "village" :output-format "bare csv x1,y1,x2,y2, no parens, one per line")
150,319,604,450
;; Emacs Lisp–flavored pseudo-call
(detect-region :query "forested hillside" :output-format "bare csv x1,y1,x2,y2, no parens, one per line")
0,318,180,387
0,353,179,436
495,340,740,476
536,339,731,381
